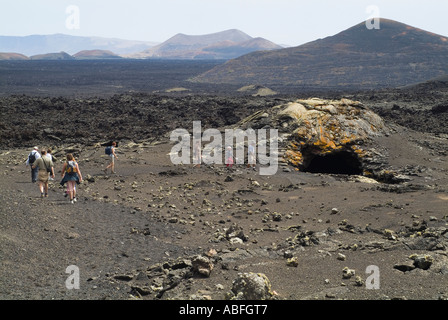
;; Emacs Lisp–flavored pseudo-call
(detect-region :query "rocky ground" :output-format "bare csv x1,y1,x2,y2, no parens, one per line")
1,88,447,304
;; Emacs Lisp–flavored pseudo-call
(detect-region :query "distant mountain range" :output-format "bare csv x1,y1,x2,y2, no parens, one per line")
0,50,123,60
0,34,157,56
192,19,448,89
0,30,282,60
127,29,282,59
2,20,447,91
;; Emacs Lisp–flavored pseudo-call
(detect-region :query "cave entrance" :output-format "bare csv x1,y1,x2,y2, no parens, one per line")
303,150,363,175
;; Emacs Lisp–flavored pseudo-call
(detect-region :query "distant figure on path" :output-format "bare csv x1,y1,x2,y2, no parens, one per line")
46,148,56,162
247,140,256,169
31,149,55,198
26,146,41,183
104,141,118,174
193,141,201,168
60,153,83,204
226,146,234,168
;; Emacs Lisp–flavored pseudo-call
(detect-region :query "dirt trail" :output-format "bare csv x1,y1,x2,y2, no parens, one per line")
1,128,447,300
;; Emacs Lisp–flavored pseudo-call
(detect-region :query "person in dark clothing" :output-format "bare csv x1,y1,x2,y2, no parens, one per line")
26,146,41,183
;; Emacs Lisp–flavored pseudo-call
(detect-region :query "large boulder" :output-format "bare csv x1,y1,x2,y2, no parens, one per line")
236,98,389,177
227,272,276,300
191,255,214,277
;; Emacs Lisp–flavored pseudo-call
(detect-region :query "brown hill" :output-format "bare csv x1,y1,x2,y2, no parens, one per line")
192,19,448,89
30,51,74,60
73,49,122,60
0,52,29,60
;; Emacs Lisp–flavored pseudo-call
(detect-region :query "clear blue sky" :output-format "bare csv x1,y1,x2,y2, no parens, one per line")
1,0,447,46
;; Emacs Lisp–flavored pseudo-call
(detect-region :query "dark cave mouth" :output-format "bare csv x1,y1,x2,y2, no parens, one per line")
302,150,363,175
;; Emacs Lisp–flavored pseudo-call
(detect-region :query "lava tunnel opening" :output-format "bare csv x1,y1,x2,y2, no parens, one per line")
303,151,363,175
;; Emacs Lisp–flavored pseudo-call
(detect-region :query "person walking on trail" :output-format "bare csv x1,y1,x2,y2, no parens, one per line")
193,140,201,168
60,153,83,204
31,149,55,198
104,141,118,174
46,148,56,162
46,148,56,180
26,146,41,183
247,140,256,170
225,146,234,168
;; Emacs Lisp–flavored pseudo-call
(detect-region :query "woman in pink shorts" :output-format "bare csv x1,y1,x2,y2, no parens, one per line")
60,153,83,204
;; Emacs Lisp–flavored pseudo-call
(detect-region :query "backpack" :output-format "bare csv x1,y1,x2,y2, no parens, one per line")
105,146,112,155
66,161,78,174
28,152,36,164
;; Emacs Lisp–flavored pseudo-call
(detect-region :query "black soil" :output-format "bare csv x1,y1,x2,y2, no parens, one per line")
1,60,448,303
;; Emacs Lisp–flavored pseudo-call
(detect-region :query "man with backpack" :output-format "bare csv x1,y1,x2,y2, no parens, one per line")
26,146,41,183
31,149,55,198
104,141,118,174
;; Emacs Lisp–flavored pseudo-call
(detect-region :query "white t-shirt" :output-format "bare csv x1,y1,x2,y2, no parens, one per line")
26,150,41,166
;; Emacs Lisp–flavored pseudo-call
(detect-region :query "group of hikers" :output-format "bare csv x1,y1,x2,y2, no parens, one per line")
25,139,257,202
25,142,118,204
